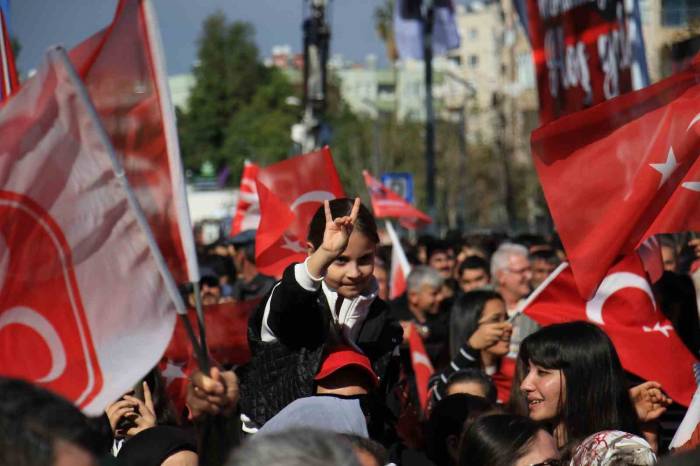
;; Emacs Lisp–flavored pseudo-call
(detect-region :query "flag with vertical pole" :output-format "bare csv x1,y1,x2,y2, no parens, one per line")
0,0,19,103
385,221,412,300
68,0,208,363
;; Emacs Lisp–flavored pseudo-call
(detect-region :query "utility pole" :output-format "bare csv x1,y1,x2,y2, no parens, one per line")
299,0,330,154
422,0,437,227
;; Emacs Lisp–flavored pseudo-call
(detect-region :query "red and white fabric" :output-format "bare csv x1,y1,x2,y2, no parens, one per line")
255,147,345,277
230,160,261,235
0,48,177,415
0,3,18,103
532,53,700,298
522,254,697,406
407,323,434,412
363,170,431,229
69,0,199,285
385,221,412,300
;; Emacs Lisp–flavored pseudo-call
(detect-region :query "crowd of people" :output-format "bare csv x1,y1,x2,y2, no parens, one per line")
5,198,700,466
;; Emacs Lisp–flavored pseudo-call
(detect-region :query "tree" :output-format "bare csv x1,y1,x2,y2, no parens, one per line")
177,12,298,181
222,69,298,168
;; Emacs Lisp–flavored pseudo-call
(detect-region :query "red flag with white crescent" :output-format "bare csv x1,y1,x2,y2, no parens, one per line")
161,300,258,411
385,221,411,300
408,323,434,412
255,147,345,277
532,53,700,299
0,48,176,414
522,254,697,406
230,161,261,235
363,170,431,229
68,0,198,285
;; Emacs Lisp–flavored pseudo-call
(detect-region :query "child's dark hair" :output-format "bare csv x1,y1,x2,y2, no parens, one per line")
307,198,379,250
458,414,544,466
445,368,498,404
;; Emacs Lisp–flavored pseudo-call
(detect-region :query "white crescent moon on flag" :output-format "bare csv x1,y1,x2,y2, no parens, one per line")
683,113,700,191
682,182,700,191
0,306,67,383
412,352,433,371
687,112,700,132
289,191,336,211
585,272,656,325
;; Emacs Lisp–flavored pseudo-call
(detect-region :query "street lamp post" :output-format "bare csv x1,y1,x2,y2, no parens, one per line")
422,0,437,226
300,0,330,153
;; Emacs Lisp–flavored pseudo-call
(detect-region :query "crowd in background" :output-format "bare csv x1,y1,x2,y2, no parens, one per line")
4,198,700,466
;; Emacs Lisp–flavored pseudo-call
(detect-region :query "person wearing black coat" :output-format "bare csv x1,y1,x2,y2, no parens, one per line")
239,198,403,442
187,198,402,447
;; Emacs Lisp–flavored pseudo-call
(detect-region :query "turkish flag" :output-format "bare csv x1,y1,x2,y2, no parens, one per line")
532,53,700,298
363,170,431,229
255,147,345,277
408,323,435,412
230,161,261,235
0,49,176,414
385,221,412,300
163,301,256,366
159,356,195,414
68,0,197,285
523,255,697,406
161,300,257,412
0,4,19,103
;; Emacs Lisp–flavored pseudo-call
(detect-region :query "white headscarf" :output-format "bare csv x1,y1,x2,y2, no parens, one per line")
570,430,656,466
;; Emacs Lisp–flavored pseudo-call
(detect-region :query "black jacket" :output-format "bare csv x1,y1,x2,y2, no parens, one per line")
238,263,403,432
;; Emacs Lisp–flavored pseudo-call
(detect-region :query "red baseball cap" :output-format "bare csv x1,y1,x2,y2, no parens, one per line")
314,347,379,387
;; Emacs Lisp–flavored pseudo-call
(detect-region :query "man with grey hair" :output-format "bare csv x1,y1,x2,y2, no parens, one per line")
226,429,361,466
391,266,444,340
390,265,450,371
490,242,539,358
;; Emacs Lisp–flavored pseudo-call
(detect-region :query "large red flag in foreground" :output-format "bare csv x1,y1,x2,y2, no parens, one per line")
0,48,176,414
230,161,261,235
363,170,431,229
69,0,198,285
255,147,345,277
0,4,18,103
532,54,700,298
523,255,697,406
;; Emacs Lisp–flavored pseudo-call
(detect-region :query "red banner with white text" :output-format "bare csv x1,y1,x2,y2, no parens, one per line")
528,0,636,123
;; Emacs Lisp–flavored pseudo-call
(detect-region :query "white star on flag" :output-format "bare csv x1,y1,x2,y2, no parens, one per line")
161,360,187,386
642,322,674,338
650,147,679,189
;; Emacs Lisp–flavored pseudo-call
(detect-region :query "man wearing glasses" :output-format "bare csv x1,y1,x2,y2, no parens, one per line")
490,243,539,359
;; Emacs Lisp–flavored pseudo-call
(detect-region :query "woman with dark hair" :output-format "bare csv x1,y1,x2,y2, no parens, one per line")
517,321,657,459
430,290,513,403
459,413,560,466
105,367,180,435
426,394,497,466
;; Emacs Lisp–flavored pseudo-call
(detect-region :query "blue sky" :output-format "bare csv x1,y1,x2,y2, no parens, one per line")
10,0,390,76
